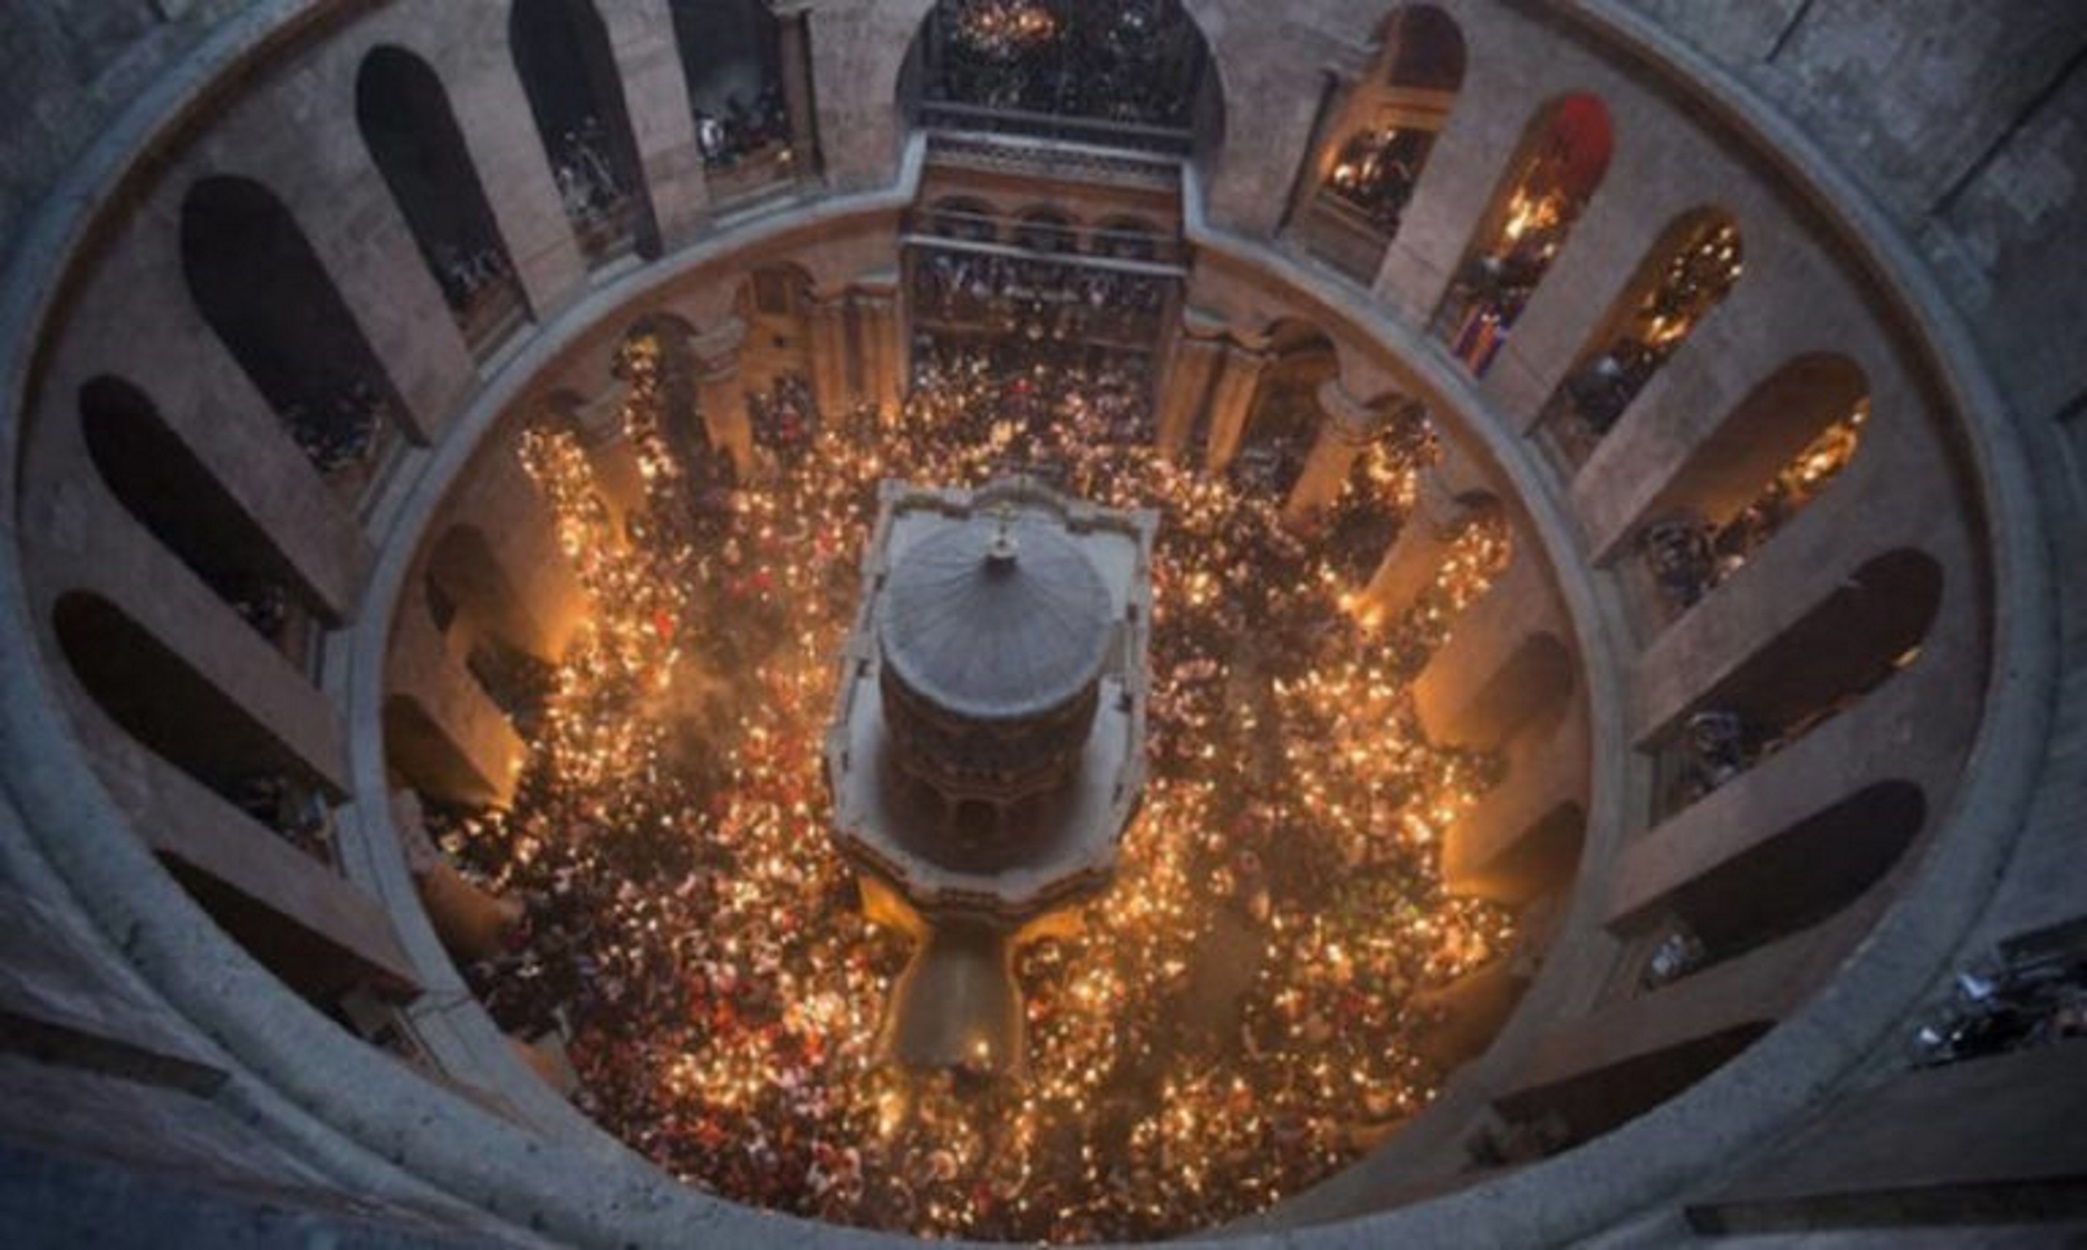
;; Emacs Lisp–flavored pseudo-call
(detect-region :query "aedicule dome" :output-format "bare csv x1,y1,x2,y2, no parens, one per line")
879,510,1111,725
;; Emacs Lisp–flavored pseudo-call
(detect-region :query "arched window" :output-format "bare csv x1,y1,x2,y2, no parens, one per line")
1633,355,1867,622
1652,550,1941,820
510,0,659,264
357,46,527,356
180,176,410,497
1293,5,1466,276
1091,215,1160,261
383,694,508,811
55,592,336,858
1436,93,1614,375
669,0,809,201
908,0,1217,153
928,196,999,242
1545,209,1742,465
79,377,320,660
1622,781,1923,991
1012,207,1078,253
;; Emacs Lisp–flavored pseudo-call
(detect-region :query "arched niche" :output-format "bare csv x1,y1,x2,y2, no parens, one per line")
1492,1022,1771,1156
357,45,528,356
1436,93,1615,375
903,0,1220,157
1544,208,1743,464
179,175,411,494
424,524,542,660
1631,355,1868,622
510,0,660,264
1288,5,1467,278
79,376,322,657
1653,550,1943,818
421,533,556,732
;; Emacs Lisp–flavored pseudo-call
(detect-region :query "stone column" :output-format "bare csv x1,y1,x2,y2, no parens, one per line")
1353,467,1483,626
1201,342,1272,473
1281,378,1378,528
1154,333,1225,461
692,318,755,477
806,293,855,421
563,384,648,534
773,3,823,179
853,284,905,423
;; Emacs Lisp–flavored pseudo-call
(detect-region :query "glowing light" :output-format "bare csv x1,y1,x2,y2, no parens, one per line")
446,343,1518,1242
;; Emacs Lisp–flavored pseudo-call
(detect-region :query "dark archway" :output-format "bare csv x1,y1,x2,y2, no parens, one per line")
510,0,660,263
1624,781,1925,983
1652,550,1942,818
1012,206,1078,253
79,376,324,656
179,175,411,493
54,592,338,839
357,45,528,355
1091,214,1161,261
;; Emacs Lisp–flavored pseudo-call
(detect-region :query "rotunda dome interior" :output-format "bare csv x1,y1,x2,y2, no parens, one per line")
1,2,2084,1248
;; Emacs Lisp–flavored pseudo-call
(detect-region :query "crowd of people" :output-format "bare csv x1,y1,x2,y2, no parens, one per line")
1915,950,2087,1068
928,0,1202,130
1638,402,1866,621
1322,125,1434,237
434,341,1516,1241
551,116,638,256
281,378,389,479
428,240,516,321
910,245,1174,351
694,82,792,171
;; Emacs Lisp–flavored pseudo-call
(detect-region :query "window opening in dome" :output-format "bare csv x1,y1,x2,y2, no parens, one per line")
511,0,661,264
1435,93,1614,375
1628,358,1868,630
358,46,529,358
1287,6,1467,280
669,0,819,204
180,176,412,505
1648,549,1940,824
1542,209,1744,469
